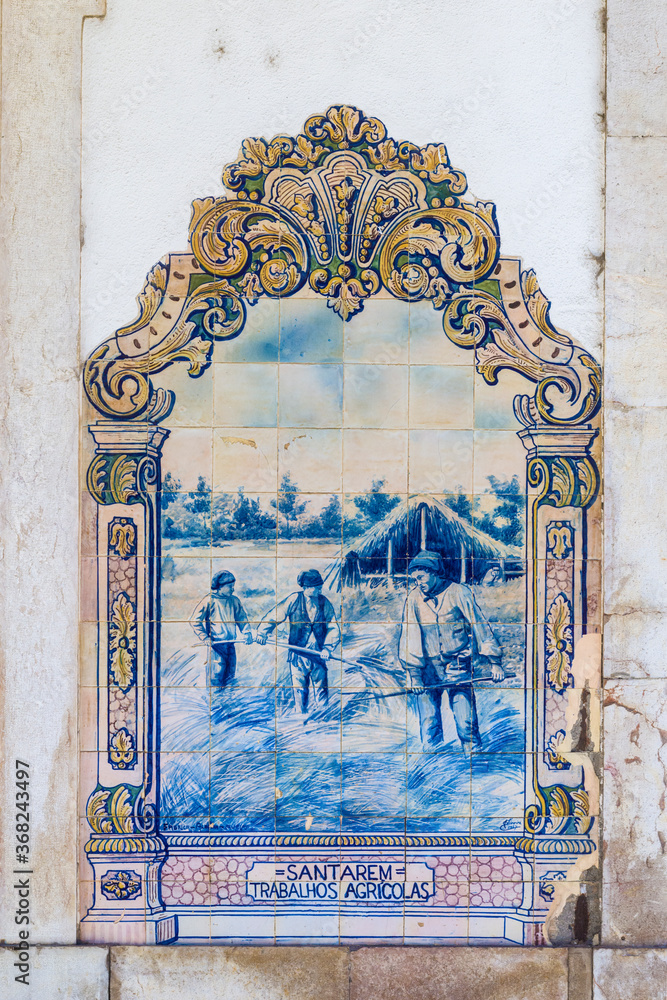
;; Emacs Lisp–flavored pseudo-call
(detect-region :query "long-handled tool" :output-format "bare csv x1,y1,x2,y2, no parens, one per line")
196,637,362,669
193,641,516,690
349,668,518,699
267,641,517,689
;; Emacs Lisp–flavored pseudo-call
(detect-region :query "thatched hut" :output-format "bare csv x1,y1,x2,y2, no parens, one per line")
326,494,522,589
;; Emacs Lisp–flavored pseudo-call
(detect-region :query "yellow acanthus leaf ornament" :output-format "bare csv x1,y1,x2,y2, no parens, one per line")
109,728,136,768
546,522,573,560
109,520,136,559
545,593,574,692
86,785,135,835
109,592,136,690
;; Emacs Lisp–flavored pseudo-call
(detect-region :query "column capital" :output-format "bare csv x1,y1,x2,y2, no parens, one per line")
89,420,169,457
519,424,598,460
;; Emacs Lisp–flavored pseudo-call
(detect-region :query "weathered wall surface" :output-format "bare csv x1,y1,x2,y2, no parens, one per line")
602,0,667,955
0,0,106,949
0,0,666,996
79,0,605,359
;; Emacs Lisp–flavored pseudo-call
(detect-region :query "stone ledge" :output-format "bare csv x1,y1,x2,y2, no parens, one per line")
5,946,667,999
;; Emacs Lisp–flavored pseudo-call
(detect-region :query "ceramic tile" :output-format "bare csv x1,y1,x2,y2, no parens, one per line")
279,363,343,427
80,621,101,687
209,751,277,831
213,295,280,363
343,429,408,492
160,688,213,751
208,555,278,620
275,909,341,943
211,492,278,552
408,429,473,494
79,108,602,948
343,364,409,428
161,427,213,492
214,363,278,427
161,557,212,622
276,753,342,831
407,753,471,819
344,298,409,363
341,690,406,753
405,816,472,836
80,557,102,622
473,430,527,492
470,762,527,818
278,428,342,491
162,493,212,554
280,297,344,362
213,426,278,492
159,752,212,815
474,368,536,429
160,622,211,686
410,299,474,364
160,359,214,427
409,365,474,429
276,708,340,754
210,689,277,751
81,489,99,557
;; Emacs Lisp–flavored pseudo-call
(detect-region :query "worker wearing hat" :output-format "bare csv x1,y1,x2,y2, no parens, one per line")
190,569,253,688
256,569,340,716
399,550,504,756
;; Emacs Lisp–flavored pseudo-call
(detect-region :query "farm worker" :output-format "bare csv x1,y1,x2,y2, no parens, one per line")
255,569,340,715
190,570,253,687
398,550,504,756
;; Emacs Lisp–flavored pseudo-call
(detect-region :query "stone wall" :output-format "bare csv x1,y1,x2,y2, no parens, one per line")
1,0,666,995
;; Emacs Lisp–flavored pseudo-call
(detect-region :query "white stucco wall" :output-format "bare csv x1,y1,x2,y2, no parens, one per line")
81,0,604,358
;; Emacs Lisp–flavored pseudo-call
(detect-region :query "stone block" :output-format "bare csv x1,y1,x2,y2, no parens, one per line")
605,272,667,408
605,610,667,680
109,946,349,1000
349,946,568,1000
602,680,667,946
0,945,108,1000
606,138,667,277
604,406,667,617
568,948,593,1000
593,948,667,999
607,0,667,136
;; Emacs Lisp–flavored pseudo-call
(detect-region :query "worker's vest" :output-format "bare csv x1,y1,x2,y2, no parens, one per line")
288,592,329,651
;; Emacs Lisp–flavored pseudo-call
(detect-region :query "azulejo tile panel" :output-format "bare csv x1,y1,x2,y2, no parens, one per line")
79,105,601,946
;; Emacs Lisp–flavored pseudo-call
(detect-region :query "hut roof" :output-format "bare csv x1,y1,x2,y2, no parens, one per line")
352,494,518,562
325,494,520,588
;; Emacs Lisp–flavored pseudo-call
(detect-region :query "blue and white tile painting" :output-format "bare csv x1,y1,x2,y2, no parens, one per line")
159,297,526,836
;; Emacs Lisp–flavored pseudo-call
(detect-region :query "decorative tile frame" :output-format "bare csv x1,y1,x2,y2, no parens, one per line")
79,105,601,946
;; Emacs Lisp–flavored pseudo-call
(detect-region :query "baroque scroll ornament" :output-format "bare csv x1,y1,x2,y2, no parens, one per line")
83,104,600,429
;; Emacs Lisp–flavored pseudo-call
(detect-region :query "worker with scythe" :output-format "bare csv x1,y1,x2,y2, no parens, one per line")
399,550,504,756
255,569,341,716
